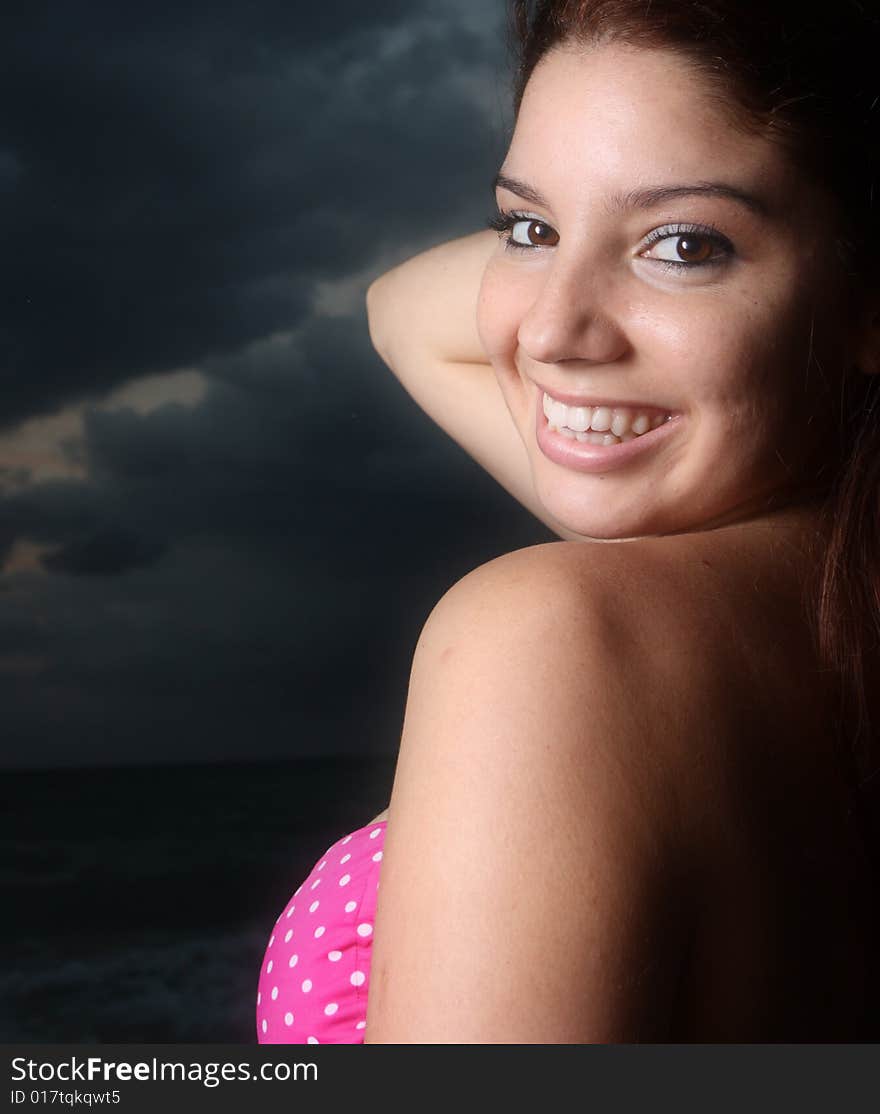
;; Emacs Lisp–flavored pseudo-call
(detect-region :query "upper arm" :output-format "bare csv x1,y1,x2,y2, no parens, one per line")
365,544,690,1043
366,237,581,541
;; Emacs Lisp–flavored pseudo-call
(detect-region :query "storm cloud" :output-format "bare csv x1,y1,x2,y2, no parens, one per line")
0,1,552,769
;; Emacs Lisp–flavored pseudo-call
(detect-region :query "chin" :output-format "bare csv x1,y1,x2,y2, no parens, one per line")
534,481,665,540
528,443,782,539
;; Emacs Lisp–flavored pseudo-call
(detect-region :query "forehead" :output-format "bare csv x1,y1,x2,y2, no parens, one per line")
508,43,794,204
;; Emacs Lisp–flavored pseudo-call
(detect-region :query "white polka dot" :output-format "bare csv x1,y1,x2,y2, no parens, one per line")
341,834,352,845
372,851,383,862
317,860,327,871
301,979,313,993
314,925,325,939
271,986,278,1001
261,1019,267,1034
266,959,273,973
256,992,261,1005
339,874,351,887
294,884,303,895
370,827,382,839
324,1003,339,1016
309,900,320,913
268,935,275,948
340,853,351,865
357,923,373,938
284,929,293,943
288,954,299,968
350,971,366,987
328,950,342,962
284,1012,294,1027
310,879,321,890
286,906,295,918
307,1036,319,1044
356,1021,367,1030
344,901,357,913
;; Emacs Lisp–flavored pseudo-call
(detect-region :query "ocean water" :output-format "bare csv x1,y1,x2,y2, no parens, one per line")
0,755,395,1042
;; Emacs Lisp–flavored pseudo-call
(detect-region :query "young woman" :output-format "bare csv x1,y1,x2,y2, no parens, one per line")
257,0,880,1042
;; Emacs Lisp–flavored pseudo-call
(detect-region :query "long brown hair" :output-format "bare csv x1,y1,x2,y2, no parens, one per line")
509,0,880,796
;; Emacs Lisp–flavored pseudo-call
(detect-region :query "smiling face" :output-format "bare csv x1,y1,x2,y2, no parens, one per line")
477,42,861,539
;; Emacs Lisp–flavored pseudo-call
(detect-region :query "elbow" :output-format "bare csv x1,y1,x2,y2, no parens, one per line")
366,275,392,364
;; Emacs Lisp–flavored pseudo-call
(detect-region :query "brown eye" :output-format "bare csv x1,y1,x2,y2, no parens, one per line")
675,235,713,263
642,227,733,269
527,220,559,246
510,218,560,247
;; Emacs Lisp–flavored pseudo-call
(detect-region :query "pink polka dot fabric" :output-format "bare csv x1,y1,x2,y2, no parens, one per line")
256,820,385,1044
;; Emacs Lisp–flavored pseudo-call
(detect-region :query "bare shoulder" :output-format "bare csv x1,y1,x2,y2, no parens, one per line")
417,529,786,726
413,536,706,751
367,540,706,1042
423,519,807,625
412,518,825,780
408,538,692,786
366,523,860,1042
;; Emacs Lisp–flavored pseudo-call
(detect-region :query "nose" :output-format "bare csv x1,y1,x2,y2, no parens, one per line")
516,256,630,367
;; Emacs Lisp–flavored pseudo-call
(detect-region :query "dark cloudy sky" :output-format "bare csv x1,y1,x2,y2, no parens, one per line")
0,1,554,769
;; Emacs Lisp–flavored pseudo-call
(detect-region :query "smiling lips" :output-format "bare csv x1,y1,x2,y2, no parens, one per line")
534,386,680,472
542,391,672,444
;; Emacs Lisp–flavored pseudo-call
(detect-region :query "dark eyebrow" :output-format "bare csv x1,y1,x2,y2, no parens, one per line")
609,182,769,217
493,173,550,208
493,172,769,217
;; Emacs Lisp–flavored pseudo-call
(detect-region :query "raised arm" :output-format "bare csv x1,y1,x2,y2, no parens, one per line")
366,232,579,540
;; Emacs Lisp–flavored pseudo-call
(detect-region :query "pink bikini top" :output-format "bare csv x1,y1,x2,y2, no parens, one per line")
256,819,385,1044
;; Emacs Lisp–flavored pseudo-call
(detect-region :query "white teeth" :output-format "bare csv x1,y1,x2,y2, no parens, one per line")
542,393,671,441
575,430,614,445
610,412,629,437
590,406,613,432
568,406,591,433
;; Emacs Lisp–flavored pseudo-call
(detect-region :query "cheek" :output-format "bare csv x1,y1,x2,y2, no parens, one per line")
632,293,802,416
476,260,535,363
705,287,824,437
627,302,745,422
